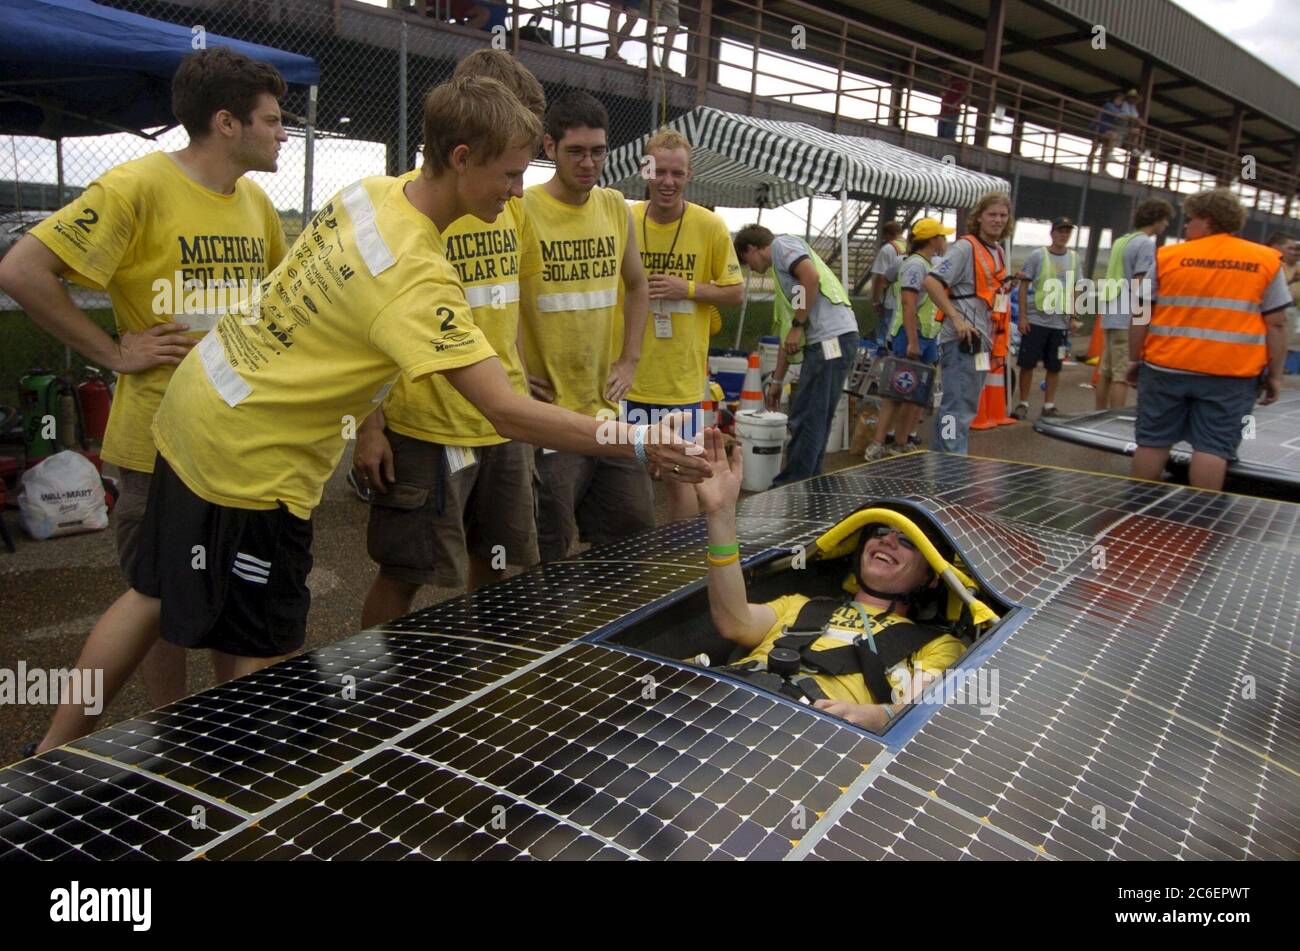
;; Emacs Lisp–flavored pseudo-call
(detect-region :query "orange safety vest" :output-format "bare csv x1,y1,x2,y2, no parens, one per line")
1146,233,1278,377
951,234,1012,356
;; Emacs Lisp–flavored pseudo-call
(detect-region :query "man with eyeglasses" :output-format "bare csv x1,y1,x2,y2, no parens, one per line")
690,429,965,731
521,90,655,561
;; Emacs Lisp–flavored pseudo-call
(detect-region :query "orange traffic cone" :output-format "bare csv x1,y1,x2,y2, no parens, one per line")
701,377,716,429
1085,317,1103,386
970,357,1018,429
739,352,764,413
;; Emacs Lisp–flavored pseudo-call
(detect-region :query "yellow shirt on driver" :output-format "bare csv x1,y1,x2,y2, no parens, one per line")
739,595,965,704
519,184,628,418
383,174,539,446
29,151,287,473
152,175,495,518
628,200,742,405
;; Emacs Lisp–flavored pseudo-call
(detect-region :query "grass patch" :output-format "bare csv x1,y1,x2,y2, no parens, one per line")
0,309,116,405
713,297,884,353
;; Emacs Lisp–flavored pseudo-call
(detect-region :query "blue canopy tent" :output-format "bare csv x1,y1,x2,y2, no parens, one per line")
0,0,320,139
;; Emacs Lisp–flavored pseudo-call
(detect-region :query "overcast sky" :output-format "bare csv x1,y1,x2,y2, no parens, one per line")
1169,0,1300,86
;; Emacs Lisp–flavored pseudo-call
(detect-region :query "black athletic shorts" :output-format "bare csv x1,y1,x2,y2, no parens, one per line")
1017,323,1068,373
132,454,314,658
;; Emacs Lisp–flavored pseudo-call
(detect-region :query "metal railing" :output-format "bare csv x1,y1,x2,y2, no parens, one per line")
487,0,1298,218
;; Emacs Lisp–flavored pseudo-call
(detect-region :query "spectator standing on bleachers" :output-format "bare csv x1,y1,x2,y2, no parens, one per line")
446,0,508,32
937,78,966,141
1095,198,1173,409
606,1,641,63
1130,189,1290,491
647,2,682,73
924,192,1015,455
1013,217,1082,420
1088,89,1139,175
869,221,906,355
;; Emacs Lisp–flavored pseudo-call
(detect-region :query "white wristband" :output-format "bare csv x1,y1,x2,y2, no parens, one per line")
631,424,649,464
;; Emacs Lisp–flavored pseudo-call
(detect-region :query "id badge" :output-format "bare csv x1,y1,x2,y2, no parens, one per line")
974,351,991,372
993,290,1009,314
445,445,477,474
1057,345,1067,361
822,336,842,360
654,314,673,339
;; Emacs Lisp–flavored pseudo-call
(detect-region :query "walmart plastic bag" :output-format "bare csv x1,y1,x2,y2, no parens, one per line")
18,450,109,540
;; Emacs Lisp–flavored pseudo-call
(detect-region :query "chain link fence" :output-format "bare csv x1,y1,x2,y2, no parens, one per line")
2,0,694,388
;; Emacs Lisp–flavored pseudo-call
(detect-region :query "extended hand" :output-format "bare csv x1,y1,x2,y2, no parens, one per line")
644,412,709,483
604,357,636,403
647,274,689,300
113,323,197,373
692,427,742,513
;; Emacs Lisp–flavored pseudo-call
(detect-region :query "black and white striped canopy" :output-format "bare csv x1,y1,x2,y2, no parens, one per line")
602,106,1009,208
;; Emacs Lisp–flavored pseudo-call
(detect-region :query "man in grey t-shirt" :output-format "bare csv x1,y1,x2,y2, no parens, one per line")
1013,217,1082,420
1097,198,1172,409
734,224,860,485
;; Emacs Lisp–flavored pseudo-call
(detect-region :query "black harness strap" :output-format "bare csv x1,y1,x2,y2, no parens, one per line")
771,597,941,703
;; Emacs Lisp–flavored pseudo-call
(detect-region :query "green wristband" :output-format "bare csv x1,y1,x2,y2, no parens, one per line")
707,542,740,557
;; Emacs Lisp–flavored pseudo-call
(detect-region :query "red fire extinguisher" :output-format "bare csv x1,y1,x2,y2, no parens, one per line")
78,368,112,446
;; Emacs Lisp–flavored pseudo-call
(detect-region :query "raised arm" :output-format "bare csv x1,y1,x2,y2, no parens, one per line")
444,355,709,481
691,428,777,646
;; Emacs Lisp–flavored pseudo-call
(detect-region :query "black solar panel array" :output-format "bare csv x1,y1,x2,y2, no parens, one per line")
1034,389,1300,488
2,454,1297,860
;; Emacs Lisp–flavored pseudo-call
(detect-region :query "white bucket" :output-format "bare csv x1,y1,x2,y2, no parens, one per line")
736,409,788,492
758,335,780,378
826,394,849,453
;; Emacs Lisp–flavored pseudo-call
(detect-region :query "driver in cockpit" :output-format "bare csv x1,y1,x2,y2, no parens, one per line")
691,428,967,731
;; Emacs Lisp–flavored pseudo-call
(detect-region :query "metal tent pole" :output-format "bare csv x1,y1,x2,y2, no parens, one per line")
302,85,318,229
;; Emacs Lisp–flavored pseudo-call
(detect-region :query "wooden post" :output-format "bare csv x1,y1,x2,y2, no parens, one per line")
693,0,713,105
975,0,1005,149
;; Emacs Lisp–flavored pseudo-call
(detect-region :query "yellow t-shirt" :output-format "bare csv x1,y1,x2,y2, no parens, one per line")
151,175,495,519
738,594,966,705
628,201,742,406
383,177,539,446
30,152,287,473
520,184,628,417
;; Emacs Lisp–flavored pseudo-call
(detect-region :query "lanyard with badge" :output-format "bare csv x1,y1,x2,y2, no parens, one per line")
644,207,686,338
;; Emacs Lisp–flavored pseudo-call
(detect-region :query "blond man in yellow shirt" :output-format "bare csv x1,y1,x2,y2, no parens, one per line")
521,91,654,561
28,76,709,753
353,51,546,627
628,128,743,521
0,48,290,710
